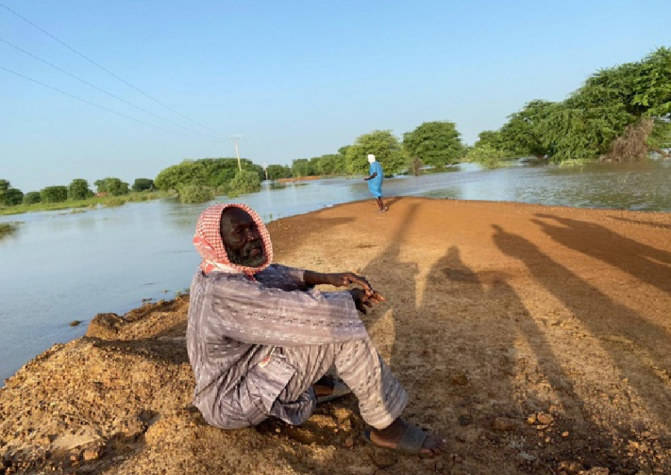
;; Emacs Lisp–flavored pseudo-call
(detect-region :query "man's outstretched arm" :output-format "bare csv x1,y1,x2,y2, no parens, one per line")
203,273,380,347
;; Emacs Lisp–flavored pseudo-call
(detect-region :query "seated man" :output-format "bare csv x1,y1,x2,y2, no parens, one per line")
186,203,446,456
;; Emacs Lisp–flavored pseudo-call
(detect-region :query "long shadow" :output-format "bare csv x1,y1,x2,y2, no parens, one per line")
419,244,631,472
384,196,403,209
534,214,671,293
492,224,671,432
608,215,671,231
352,207,629,472
360,202,421,371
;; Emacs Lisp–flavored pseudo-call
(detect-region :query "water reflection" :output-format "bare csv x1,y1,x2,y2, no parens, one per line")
1,160,670,383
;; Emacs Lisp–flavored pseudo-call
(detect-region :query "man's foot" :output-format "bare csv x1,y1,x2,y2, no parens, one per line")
378,207,388,214
366,418,447,456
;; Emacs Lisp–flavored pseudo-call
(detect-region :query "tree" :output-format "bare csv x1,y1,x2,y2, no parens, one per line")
23,191,41,205
228,170,261,197
0,180,24,206
40,186,68,203
345,130,404,175
499,100,556,158
2,188,24,206
291,159,311,178
95,177,129,196
403,121,464,167
266,164,292,180
154,157,261,192
314,154,342,176
478,47,671,163
178,184,214,204
132,178,154,192
465,144,510,169
68,179,93,200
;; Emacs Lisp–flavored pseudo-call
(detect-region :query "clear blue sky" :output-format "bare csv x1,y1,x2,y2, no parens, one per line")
1,0,669,192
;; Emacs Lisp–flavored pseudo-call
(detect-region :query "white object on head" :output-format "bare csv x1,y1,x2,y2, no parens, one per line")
367,154,376,163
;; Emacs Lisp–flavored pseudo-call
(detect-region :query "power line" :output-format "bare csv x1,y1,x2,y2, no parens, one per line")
0,65,221,143
0,37,225,142
0,1,227,140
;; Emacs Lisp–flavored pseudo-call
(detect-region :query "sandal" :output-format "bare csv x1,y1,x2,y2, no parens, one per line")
362,423,428,455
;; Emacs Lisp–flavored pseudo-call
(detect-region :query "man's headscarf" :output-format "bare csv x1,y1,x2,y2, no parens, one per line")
367,154,376,163
193,203,273,276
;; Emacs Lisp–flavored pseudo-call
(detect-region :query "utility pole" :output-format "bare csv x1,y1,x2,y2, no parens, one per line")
230,135,242,172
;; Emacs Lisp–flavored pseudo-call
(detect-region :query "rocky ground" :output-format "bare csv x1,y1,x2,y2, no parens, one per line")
1,197,671,475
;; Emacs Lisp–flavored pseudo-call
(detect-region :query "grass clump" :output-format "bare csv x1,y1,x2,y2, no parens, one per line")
0,222,19,239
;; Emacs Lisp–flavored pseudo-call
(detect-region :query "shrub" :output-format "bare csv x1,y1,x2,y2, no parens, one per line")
0,222,18,238
132,178,154,192
179,184,214,204
68,179,93,200
104,197,125,207
23,192,41,205
40,186,68,203
228,170,261,197
465,144,510,169
1,188,24,206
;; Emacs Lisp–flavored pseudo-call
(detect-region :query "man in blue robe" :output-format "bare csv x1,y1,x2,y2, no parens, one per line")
364,154,388,213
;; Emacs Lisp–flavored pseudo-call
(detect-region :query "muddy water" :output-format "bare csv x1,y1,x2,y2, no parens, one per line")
1,160,670,383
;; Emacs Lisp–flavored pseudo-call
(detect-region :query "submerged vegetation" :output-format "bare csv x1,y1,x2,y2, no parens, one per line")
0,222,19,239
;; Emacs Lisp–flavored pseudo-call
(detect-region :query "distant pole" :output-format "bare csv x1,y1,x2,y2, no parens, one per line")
263,161,269,181
230,135,243,172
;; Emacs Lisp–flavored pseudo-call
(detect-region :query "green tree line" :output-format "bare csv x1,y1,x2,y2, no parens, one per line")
0,177,155,211
4,47,669,208
468,47,671,167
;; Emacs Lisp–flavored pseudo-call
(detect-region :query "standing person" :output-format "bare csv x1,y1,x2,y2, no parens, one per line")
364,154,389,213
186,203,447,456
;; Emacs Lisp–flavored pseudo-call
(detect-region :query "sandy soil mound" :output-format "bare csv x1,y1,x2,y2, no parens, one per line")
2,197,671,475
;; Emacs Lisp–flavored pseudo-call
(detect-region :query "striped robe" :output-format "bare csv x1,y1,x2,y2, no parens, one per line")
186,264,407,430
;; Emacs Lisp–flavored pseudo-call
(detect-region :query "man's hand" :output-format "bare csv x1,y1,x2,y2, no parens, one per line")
349,288,385,314
322,272,373,292
305,271,380,296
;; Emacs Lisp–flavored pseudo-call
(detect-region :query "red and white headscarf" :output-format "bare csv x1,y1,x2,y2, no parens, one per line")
193,203,273,276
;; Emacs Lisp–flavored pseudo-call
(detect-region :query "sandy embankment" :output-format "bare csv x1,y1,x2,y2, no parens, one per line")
1,197,671,475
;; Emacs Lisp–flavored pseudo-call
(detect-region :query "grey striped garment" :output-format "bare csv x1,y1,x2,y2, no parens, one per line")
186,264,407,430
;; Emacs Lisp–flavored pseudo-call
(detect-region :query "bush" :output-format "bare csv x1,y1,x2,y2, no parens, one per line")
410,157,423,176
228,170,261,197
68,179,93,200
1,188,24,206
40,186,68,203
465,144,510,169
0,222,18,238
23,192,41,205
179,184,214,204
104,197,126,207
132,178,154,192
95,177,130,196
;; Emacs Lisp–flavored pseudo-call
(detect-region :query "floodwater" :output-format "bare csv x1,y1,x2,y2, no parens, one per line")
1,160,670,383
